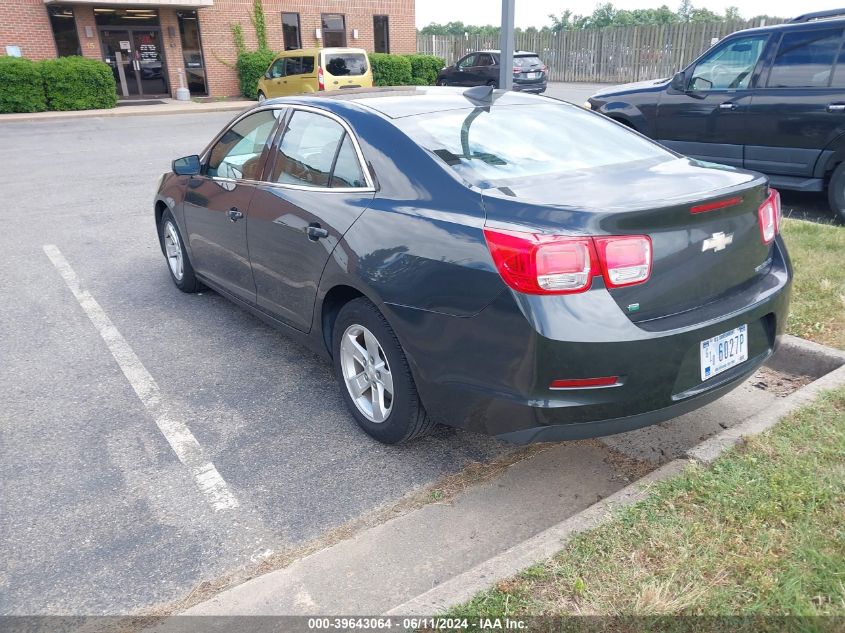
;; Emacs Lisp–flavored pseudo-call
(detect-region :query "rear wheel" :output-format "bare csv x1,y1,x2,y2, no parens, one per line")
827,162,845,223
332,298,436,444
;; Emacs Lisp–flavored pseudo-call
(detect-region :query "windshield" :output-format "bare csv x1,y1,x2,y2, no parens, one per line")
395,103,674,186
324,53,367,76
514,56,542,68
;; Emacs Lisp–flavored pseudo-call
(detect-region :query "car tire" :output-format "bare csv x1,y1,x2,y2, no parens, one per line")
486,79,499,89
827,162,845,223
436,78,448,86
257,91,267,103
332,298,436,444
160,211,203,293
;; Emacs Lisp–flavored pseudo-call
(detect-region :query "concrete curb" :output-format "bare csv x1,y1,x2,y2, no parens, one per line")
384,459,689,617
0,101,253,123
386,336,845,616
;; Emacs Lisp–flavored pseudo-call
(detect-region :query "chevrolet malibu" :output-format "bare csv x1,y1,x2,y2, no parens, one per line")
154,86,792,445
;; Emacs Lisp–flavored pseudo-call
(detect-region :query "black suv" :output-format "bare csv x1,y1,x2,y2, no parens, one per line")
586,9,845,221
436,50,547,93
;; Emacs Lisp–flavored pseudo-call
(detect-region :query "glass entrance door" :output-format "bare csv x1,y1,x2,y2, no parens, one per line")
100,28,168,98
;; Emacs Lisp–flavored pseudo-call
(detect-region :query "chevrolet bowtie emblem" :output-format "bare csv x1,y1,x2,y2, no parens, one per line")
702,232,733,253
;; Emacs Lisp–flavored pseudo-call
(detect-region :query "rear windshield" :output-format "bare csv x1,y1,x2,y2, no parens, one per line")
514,56,542,68
324,53,367,76
395,103,673,186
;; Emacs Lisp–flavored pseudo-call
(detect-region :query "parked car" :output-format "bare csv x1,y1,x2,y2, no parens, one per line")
155,86,791,445
257,47,372,100
585,9,845,221
436,50,547,92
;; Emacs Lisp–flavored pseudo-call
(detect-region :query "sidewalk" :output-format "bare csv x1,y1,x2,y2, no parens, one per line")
0,98,254,123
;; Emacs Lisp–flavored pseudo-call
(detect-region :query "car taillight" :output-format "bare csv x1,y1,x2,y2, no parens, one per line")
758,188,781,244
483,228,653,295
593,235,652,288
317,67,325,91
513,67,520,74
483,228,598,294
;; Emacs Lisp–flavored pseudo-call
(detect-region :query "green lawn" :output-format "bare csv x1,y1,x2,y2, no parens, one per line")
448,386,845,621
781,219,845,350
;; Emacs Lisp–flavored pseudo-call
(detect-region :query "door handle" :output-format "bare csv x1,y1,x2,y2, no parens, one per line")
306,224,329,241
827,104,845,112
228,207,244,222
719,102,737,110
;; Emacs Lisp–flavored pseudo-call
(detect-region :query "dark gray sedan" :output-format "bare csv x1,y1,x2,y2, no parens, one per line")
155,86,791,444
435,50,547,92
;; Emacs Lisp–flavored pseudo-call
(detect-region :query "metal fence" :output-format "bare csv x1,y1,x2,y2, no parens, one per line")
417,19,785,84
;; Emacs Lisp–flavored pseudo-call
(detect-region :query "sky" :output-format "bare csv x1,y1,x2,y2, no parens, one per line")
415,0,841,29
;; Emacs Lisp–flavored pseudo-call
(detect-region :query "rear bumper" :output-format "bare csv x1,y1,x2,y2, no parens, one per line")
385,237,792,443
512,81,546,93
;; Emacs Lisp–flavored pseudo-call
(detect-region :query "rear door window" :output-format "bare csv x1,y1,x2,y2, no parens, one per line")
767,28,843,88
300,55,315,75
331,134,366,188
475,53,495,67
271,110,356,188
284,57,302,76
324,53,367,76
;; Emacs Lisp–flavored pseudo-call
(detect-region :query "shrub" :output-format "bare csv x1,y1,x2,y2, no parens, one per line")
368,53,412,87
236,49,276,98
40,57,116,110
0,57,46,113
403,54,446,86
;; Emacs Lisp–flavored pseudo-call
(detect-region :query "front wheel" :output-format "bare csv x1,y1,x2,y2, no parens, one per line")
827,162,845,223
160,211,203,293
257,90,267,103
436,78,448,86
332,298,436,444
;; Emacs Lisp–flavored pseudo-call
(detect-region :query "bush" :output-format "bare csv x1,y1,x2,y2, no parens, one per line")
237,49,276,98
0,57,46,113
368,53,412,87
40,57,116,110
403,54,446,86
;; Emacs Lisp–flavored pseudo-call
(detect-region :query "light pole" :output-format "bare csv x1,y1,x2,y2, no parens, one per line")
498,0,515,90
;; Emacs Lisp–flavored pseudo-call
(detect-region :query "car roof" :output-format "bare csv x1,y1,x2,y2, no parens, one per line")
274,47,367,57
262,86,549,119
730,15,845,36
470,50,538,56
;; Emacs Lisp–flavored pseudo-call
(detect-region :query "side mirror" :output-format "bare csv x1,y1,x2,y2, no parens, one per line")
670,71,686,92
264,70,272,79
172,154,201,176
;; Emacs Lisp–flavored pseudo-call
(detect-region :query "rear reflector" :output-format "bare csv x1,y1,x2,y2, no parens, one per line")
317,66,325,91
758,189,781,244
550,376,619,389
691,196,743,214
593,235,652,288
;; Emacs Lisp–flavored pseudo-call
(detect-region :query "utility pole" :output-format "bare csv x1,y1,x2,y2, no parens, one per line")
498,0,515,90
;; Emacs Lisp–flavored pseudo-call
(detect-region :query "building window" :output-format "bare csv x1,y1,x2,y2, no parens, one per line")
373,15,389,53
177,10,207,96
282,12,301,50
94,8,159,26
48,6,81,57
321,14,346,48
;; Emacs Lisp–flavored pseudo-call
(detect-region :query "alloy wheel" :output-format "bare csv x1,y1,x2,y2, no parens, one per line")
339,323,394,423
163,221,184,281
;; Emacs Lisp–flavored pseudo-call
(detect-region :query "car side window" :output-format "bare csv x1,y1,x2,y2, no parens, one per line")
689,35,768,91
272,110,346,188
458,54,476,69
476,53,494,67
831,41,845,87
269,59,285,79
331,134,366,188
301,55,315,75
767,29,843,88
284,57,302,76
206,110,280,180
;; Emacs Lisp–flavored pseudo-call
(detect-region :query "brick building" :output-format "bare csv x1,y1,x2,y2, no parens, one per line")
0,0,416,98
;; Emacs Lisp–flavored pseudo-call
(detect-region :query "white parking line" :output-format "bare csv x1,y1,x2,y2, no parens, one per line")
43,244,239,511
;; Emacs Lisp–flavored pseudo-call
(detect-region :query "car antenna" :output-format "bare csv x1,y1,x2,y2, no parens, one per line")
463,84,495,105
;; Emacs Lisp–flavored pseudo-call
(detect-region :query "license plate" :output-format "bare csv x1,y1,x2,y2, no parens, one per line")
526,72,539,79
700,324,748,381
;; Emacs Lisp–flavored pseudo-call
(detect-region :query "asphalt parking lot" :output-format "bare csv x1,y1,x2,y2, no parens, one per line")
0,90,836,616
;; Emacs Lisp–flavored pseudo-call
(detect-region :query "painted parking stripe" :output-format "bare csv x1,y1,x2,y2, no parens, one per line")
43,244,239,511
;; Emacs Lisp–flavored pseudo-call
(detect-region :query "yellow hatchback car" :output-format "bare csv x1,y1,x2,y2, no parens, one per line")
257,47,373,100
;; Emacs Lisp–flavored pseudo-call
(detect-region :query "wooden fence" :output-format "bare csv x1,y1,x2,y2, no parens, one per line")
416,19,785,84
